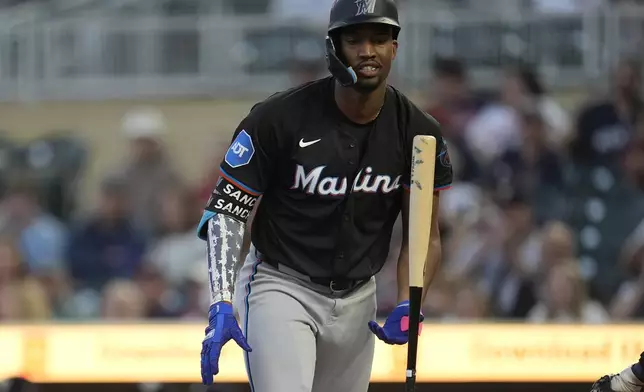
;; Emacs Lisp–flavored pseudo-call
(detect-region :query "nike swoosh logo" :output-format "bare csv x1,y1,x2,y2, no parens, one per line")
299,138,321,148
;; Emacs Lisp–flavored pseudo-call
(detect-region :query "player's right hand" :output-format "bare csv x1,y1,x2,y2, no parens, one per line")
200,301,252,385
368,300,424,345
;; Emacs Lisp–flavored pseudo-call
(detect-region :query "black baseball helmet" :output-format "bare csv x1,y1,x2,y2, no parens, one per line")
325,0,401,87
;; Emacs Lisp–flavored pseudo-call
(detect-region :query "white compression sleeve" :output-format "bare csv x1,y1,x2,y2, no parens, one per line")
206,214,246,304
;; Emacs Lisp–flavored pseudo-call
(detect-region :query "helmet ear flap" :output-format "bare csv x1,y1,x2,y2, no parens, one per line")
393,28,400,40
325,33,357,87
329,32,346,63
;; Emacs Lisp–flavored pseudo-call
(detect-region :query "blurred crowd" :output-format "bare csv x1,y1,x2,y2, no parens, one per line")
0,106,214,321
0,55,643,324
376,56,644,324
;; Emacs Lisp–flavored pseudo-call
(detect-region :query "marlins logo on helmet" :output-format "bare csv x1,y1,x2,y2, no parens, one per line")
355,0,377,16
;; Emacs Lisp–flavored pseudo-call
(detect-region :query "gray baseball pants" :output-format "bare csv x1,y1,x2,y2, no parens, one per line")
232,244,377,392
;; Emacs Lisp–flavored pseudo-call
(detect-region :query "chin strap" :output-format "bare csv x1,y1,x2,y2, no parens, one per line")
325,36,357,87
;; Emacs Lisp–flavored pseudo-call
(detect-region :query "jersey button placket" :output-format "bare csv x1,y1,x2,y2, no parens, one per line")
348,141,356,165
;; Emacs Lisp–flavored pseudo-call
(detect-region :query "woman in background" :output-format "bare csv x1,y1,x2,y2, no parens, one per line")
527,261,609,324
0,236,51,320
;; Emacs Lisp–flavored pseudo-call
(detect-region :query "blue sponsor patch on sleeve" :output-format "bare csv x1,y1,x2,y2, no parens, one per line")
225,130,255,168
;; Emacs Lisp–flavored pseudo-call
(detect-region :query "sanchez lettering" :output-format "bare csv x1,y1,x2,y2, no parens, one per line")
213,199,252,220
291,164,401,196
206,176,259,223
222,184,257,208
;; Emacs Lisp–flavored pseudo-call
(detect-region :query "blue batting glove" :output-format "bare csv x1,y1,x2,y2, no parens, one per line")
200,301,252,385
368,300,424,345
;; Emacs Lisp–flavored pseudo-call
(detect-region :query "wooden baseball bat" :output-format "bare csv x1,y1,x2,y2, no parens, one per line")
406,135,436,391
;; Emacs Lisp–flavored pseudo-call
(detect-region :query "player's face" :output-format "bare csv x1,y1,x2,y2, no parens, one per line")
340,24,398,92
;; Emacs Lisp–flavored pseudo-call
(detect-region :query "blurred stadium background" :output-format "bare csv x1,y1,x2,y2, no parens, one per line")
1,0,644,391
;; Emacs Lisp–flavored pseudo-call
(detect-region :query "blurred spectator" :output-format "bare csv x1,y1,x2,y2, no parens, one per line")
539,221,577,275
35,268,81,319
492,110,565,192
179,269,210,320
0,177,68,276
0,236,51,320
146,187,205,287
487,109,566,223
423,276,457,319
465,63,571,164
610,215,644,319
448,281,491,321
196,140,230,205
14,131,89,223
427,57,479,139
527,261,610,323
623,133,644,190
487,193,541,319
66,175,146,291
426,57,482,182
569,57,642,169
101,279,146,320
517,66,572,150
440,186,503,287
110,106,182,238
133,263,181,318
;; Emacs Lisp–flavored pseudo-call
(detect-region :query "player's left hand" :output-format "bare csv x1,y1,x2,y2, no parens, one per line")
368,300,424,345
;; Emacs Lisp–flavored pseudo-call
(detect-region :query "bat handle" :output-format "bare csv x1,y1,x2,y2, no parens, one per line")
405,372,416,392
406,286,422,392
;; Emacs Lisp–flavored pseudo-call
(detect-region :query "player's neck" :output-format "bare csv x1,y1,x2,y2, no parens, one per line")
334,81,386,124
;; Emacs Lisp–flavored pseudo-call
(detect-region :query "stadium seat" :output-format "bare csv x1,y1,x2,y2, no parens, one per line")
563,163,644,304
0,130,18,198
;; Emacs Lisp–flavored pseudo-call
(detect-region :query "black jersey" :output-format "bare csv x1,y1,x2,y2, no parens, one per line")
206,77,452,280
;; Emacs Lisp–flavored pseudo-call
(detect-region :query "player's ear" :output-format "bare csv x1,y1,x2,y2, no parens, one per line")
391,39,398,60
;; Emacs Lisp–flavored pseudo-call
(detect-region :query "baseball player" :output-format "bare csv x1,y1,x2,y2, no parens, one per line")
196,0,453,391
591,353,644,392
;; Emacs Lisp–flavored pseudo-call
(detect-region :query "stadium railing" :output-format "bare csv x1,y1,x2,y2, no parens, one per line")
0,4,642,101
